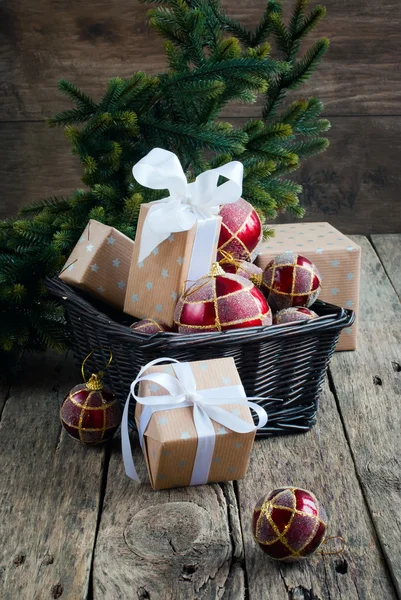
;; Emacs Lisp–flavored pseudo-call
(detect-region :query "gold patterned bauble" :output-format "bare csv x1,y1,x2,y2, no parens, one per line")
262,251,322,311
217,198,263,262
253,487,328,561
174,263,272,333
60,350,121,445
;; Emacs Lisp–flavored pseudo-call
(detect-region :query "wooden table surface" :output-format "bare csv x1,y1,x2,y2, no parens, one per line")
1,234,400,600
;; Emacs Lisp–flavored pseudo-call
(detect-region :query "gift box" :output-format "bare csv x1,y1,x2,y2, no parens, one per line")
255,222,360,351
124,148,243,326
122,357,267,490
124,203,222,326
59,220,135,310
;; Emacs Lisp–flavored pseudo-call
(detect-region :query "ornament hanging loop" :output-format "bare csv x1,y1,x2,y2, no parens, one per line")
81,347,113,390
319,536,346,557
219,249,239,267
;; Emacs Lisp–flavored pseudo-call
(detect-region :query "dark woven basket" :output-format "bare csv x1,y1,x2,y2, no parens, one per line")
46,277,354,437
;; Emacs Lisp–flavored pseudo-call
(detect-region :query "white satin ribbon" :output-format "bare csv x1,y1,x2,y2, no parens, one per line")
132,148,243,264
122,358,269,486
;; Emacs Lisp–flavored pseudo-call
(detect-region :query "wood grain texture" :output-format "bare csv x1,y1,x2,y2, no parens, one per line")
93,434,245,599
274,117,401,235
2,117,401,235
330,235,401,595
371,234,401,300
0,121,81,220
0,353,106,600
0,0,400,120
237,379,395,600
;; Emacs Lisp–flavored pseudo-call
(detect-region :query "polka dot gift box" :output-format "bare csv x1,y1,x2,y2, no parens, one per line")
255,222,361,350
123,357,265,491
59,220,135,310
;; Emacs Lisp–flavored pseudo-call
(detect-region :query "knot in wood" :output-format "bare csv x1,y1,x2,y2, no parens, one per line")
124,502,212,561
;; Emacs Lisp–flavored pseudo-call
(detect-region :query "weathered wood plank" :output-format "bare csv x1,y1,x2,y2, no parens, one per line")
329,235,401,595
0,353,106,600
2,117,401,236
237,377,395,599
0,0,400,120
0,121,81,220
371,234,401,300
93,434,245,599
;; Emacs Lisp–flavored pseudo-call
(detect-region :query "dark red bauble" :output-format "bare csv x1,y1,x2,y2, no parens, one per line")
60,374,122,445
273,307,318,325
253,487,328,562
174,264,272,333
262,251,321,311
130,318,172,334
217,198,262,262
220,257,263,288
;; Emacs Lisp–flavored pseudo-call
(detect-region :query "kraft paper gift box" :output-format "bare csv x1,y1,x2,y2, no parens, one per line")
122,358,262,491
59,219,135,310
124,148,243,327
124,203,222,327
255,222,361,351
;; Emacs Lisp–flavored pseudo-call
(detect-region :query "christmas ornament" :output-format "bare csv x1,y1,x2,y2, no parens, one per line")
273,307,318,325
262,252,321,311
217,198,262,262
219,250,263,288
174,263,272,333
130,318,172,334
252,487,327,562
60,350,122,445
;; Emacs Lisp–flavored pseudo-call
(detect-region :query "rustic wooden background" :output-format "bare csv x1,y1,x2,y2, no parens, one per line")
0,0,400,233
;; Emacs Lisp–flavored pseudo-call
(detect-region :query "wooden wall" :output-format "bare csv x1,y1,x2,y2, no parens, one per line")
0,0,400,234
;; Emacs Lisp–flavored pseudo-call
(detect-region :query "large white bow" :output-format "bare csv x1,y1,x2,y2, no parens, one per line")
132,148,244,263
122,358,269,486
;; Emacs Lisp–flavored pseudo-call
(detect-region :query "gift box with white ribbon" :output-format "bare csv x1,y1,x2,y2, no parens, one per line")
124,148,243,326
122,357,267,490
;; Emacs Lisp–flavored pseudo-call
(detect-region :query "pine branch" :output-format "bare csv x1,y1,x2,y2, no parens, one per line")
58,79,97,112
283,38,330,90
251,1,282,46
19,196,70,216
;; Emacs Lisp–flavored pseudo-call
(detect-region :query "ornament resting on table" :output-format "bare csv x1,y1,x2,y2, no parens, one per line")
253,487,327,562
60,350,122,445
130,318,172,334
174,263,272,334
219,250,263,288
273,307,318,325
262,252,321,311
217,198,262,262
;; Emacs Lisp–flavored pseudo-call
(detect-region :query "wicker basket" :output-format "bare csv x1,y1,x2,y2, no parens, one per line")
46,277,354,437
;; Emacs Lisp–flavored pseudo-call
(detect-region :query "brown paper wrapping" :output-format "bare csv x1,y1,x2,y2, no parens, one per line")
135,358,255,490
59,220,135,310
124,203,222,326
255,222,360,351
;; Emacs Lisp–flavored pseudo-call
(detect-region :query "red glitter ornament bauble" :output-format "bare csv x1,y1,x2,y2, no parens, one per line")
219,252,263,288
217,198,262,262
174,263,272,333
273,307,318,325
253,487,328,562
60,373,122,445
130,318,172,334
262,251,321,311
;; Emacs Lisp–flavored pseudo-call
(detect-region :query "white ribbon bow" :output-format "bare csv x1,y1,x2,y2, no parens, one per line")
122,358,269,486
132,148,244,263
